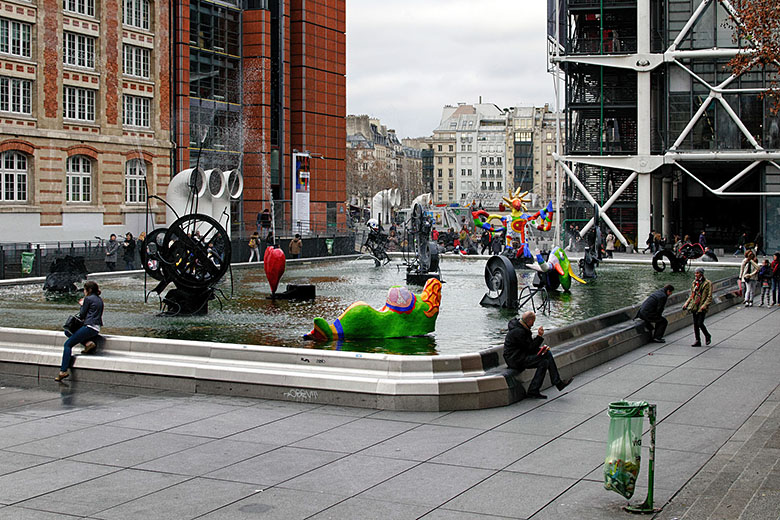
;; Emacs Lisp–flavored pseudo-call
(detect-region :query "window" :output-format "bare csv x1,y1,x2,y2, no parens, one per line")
461,169,465,176
481,182,487,190
125,159,147,203
123,0,150,30
0,76,32,114
123,45,150,78
448,181,453,190
437,145,442,151
448,157,453,164
497,182,502,190
481,169,486,177
437,168,442,177
64,32,95,69
0,18,32,58
0,151,27,201
123,94,150,127
489,182,495,190
467,169,472,176
448,145,453,152
437,157,442,164
64,86,95,121
448,168,453,177
63,0,95,16
66,155,91,203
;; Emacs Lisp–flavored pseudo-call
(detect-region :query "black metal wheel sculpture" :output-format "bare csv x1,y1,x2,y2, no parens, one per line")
404,203,440,284
480,255,518,308
141,213,231,316
361,233,390,266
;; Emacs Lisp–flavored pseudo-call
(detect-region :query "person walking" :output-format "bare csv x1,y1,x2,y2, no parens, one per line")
257,208,271,236
480,230,491,255
739,250,759,306
682,267,712,347
503,311,573,399
605,231,616,258
247,232,260,262
105,233,119,271
55,281,103,381
644,230,655,254
734,232,747,256
122,232,136,270
637,284,674,343
758,259,772,306
289,233,303,259
771,252,780,306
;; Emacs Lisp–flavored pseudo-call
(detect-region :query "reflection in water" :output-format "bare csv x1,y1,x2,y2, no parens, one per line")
0,259,736,356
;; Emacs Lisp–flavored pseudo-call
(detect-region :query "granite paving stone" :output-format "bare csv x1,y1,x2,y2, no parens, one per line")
505,437,604,479
279,453,418,496
225,411,358,446
0,450,55,476
429,430,549,470
0,416,91,450
360,424,484,461
497,409,594,438
0,459,117,504
0,506,82,519
165,406,299,439
70,431,211,467
205,446,345,486
91,476,258,520
358,462,493,507
17,468,188,517
444,471,576,518
290,417,419,453
134,439,278,476
198,487,348,520
6,424,148,459
307,497,432,520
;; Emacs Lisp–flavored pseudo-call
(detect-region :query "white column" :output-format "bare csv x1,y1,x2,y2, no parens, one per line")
635,0,652,252
662,177,672,239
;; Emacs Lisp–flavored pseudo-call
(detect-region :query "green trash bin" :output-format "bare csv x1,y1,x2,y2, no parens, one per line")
21,251,35,275
604,400,658,514
325,238,334,255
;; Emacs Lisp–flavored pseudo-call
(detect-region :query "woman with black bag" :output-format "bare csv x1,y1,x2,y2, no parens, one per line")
56,281,104,382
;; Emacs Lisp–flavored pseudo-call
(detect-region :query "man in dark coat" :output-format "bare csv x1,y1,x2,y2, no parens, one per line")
503,311,573,399
637,284,674,343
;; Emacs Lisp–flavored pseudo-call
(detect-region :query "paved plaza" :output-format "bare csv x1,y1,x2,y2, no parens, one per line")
0,302,778,519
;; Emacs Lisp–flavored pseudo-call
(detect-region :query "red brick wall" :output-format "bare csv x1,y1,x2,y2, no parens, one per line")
173,0,191,173
104,0,119,125
289,0,346,227
41,0,59,120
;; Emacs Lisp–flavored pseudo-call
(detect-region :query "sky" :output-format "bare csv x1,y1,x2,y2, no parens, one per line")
346,0,555,139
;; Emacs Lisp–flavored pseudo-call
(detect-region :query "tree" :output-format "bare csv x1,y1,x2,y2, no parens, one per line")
723,0,780,113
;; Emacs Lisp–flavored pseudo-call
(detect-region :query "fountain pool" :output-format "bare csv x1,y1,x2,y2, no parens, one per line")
0,257,737,356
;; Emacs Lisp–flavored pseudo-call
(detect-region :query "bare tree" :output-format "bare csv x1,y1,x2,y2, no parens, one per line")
723,0,780,113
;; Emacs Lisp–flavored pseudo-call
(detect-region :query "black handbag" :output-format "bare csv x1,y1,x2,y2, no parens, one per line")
64,315,84,336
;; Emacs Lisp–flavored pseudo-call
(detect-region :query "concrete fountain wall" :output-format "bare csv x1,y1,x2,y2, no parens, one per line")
0,275,741,411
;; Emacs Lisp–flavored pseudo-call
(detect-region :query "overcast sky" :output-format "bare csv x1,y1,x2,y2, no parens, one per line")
346,0,555,139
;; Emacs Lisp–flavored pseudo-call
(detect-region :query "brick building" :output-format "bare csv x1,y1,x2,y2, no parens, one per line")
173,0,347,235
0,0,346,242
0,0,172,242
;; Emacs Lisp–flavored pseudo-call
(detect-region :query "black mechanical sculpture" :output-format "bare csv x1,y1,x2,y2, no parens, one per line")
43,255,88,294
359,218,390,266
579,246,599,279
140,213,231,316
480,255,549,312
652,242,704,273
403,203,440,285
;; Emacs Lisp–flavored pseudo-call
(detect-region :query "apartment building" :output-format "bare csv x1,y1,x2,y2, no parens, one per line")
0,0,172,241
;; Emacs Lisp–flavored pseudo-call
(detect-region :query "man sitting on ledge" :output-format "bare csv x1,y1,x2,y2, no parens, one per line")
503,311,573,399
637,284,674,343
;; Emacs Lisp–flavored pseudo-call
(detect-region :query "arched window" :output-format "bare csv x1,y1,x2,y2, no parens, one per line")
125,158,147,203
66,155,92,203
0,151,27,201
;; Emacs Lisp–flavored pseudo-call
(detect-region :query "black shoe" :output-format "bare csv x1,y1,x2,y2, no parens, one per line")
651,338,666,343
705,336,711,346
526,392,548,399
556,378,573,391
691,342,701,347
